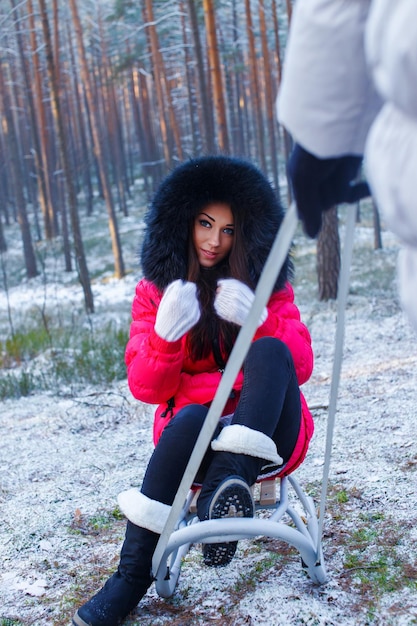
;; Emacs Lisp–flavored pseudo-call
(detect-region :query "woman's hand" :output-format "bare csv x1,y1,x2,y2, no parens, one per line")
214,278,267,327
154,280,201,341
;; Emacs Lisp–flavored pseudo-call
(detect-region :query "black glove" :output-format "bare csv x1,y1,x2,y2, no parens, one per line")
288,143,371,238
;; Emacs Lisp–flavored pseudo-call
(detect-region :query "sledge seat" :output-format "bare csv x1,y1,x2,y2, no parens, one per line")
188,473,280,514
153,469,328,599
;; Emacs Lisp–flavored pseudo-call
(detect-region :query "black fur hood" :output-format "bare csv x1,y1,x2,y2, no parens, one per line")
141,156,291,291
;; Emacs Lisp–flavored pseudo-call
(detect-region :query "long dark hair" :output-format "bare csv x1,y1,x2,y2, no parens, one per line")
186,207,252,365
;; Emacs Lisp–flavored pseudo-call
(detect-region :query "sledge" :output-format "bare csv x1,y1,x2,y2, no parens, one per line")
150,202,356,596
154,471,327,599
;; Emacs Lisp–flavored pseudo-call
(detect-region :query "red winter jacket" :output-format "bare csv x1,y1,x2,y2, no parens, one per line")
125,278,314,477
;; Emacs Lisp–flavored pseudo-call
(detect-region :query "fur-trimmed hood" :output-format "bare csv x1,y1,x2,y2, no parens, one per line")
141,156,291,291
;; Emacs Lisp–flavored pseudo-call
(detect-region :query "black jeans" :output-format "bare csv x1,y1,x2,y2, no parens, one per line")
140,336,301,508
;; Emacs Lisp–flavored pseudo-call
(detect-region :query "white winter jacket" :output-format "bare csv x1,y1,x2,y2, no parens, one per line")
277,0,417,331
277,0,381,158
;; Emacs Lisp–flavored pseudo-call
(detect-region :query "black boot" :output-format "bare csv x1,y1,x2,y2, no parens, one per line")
197,449,261,567
197,451,261,521
198,472,255,568
72,522,157,626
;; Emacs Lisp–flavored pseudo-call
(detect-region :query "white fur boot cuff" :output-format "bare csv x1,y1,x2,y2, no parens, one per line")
211,424,283,465
117,488,171,534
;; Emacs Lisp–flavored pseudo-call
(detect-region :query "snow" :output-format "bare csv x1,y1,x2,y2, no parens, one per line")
1,212,417,625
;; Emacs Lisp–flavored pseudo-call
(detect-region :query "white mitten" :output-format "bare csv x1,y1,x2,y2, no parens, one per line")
214,278,267,327
154,279,201,342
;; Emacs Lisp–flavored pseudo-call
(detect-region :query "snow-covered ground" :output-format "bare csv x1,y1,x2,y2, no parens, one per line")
1,212,416,625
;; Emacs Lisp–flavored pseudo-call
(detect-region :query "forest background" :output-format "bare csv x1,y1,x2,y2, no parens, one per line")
0,0,297,312
1,0,330,398
1,2,417,624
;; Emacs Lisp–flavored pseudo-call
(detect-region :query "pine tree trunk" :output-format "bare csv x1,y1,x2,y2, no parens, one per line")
180,1,199,154
187,0,214,153
203,0,229,153
137,67,164,187
231,0,246,156
0,132,11,226
143,0,171,166
0,212,7,252
68,0,125,281
317,208,340,301
286,0,293,24
0,60,38,279
51,0,72,271
144,0,183,164
259,0,279,188
372,200,382,250
11,0,43,242
272,0,283,86
27,0,57,239
65,19,94,216
130,66,151,192
97,9,129,216
245,0,266,170
39,0,95,311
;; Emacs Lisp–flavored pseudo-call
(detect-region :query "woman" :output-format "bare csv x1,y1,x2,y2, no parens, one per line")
73,156,314,626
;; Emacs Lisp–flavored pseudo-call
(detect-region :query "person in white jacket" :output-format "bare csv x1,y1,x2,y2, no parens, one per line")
277,0,417,331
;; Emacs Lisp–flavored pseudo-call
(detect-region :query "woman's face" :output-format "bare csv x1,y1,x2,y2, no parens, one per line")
192,202,234,268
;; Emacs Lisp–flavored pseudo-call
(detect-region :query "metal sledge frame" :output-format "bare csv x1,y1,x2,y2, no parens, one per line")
151,202,356,597
154,473,327,599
